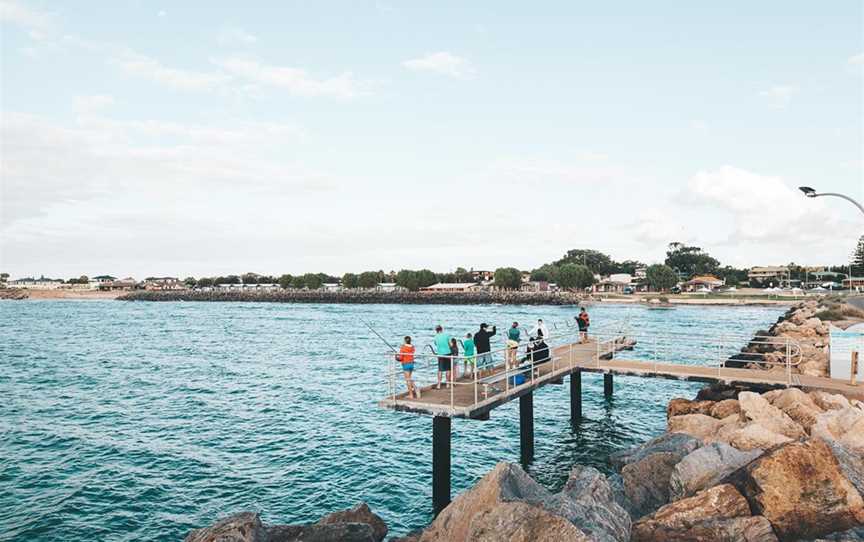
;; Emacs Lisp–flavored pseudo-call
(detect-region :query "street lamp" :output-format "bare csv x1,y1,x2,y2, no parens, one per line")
799,186,864,215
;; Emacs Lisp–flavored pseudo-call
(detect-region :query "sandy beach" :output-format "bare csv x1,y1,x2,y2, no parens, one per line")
2,289,124,300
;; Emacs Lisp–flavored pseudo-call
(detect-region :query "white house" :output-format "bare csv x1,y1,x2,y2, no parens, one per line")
376,282,405,292
420,282,481,293
7,277,63,289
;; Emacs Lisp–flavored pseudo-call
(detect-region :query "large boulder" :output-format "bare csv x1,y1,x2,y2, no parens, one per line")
317,503,387,542
546,466,631,542
812,525,864,541
824,439,864,500
728,438,864,540
631,484,776,542
667,414,724,440
669,442,763,501
268,523,378,542
621,452,683,518
710,399,741,420
724,423,793,451
419,462,631,542
185,512,268,542
609,432,701,471
810,408,864,452
766,388,824,432
737,392,806,440
667,398,715,419
810,391,853,411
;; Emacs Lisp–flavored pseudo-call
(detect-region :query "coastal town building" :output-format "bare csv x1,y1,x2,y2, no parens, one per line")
520,281,553,293
6,277,64,289
470,270,495,282
100,277,139,290
682,275,725,291
376,282,406,292
842,277,864,290
593,273,633,293
748,266,789,282
144,277,184,290
322,283,342,292
420,282,482,293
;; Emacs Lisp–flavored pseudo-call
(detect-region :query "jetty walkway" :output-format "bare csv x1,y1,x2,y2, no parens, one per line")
378,326,863,515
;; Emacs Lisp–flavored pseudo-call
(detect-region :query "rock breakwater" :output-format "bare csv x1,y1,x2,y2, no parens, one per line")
119,289,592,306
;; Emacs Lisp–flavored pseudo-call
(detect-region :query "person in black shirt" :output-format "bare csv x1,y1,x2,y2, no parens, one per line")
474,323,497,375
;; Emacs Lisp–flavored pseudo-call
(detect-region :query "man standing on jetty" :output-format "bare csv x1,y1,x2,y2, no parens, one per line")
434,325,452,389
577,308,590,343
474,323,497,375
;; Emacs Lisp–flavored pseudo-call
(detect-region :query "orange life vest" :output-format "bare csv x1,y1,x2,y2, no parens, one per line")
398,344,415,364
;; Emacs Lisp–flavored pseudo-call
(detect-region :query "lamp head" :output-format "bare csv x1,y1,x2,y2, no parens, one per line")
799,186,817,197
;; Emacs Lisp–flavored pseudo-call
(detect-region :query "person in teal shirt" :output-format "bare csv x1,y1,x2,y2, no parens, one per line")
434,324,452,389
506,321,521,368
462,333,476,377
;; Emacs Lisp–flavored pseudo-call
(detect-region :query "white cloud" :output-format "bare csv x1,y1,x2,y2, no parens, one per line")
849,52,864,65
758,85,798,109
213,56,365,98
402,51,473,78
219,27,258,45
631,210,687,244
157,10,166,17
73,94,115,113
684,165,858,246
0,0,55,39
114,51,230,91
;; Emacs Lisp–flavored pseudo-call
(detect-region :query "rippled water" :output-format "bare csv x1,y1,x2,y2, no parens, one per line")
0,301,783,540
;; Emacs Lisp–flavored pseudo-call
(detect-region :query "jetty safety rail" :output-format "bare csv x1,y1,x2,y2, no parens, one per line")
383,318,803,413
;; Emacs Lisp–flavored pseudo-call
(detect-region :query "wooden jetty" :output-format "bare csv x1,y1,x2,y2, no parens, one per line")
378,335,863,516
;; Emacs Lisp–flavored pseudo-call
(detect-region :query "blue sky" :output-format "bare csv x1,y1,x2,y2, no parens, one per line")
1,1,862,279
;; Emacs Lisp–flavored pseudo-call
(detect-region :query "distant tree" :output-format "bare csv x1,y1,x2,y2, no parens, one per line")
454,267,472,282
0,272,8,283
716,266,748,287
613,260,645,275
341,273,359,289
358,271,379,289
183,277,197,288
197,277,214,287
302,273,323,290
396,269,421,291
291,275,306,289
645,264,678,291
555,249,616,275
494,267,522,290
241,272,259,285
664,242,719,277
437,272,457,283
222,275,240,285
530,269,551,282
258,275,277,284
278,274,293,289
853,235,864,276
417,269,437,288
557,263,595,290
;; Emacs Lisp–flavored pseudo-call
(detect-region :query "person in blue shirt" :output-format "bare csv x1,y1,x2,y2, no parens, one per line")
433,324,452,389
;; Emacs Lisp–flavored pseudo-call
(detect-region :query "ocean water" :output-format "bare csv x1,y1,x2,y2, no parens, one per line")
0,301,783,540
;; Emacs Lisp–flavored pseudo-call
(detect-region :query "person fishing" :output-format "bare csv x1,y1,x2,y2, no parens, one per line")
433,324,452,389
530,318,550,341
474,323,497,375
506,321,521,369
396,336,419,399
577,307,590,343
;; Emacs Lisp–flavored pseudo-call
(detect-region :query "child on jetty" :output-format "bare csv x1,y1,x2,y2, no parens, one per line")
396,336,419,399
434,325,452,389
506,322,521,368
462,333,476,377
449,338,460,380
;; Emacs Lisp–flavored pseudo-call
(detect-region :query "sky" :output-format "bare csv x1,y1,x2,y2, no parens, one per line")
1,1,862,280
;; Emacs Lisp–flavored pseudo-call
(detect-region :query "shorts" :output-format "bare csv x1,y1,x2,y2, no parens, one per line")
401,364,415,372
477,352,493,367
464,355,476,365
506,340,519,348
438,357,452,371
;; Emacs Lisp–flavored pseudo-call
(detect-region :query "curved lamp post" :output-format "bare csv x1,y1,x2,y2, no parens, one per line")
799,186,864,215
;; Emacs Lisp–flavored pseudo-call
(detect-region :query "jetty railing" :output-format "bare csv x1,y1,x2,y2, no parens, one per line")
384,321,804,411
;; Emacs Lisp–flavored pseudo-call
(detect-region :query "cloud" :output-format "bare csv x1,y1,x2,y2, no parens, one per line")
849,52,864,65
73,94,115,113
0,0,55,39
683,165,858,245
630,210,687,244
114,51,230,91
758,85,797,109
219,27,258,45
157,10,166,17
213,56,365,98
402,51,473,78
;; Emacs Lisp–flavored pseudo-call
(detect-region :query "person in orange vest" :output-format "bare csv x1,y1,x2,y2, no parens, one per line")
577,307,590,343
396,336,420,398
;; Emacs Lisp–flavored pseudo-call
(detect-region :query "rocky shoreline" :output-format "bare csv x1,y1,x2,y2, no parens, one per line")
185,301,864,542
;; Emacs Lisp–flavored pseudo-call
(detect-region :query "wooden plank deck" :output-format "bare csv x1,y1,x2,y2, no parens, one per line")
378,338,864,419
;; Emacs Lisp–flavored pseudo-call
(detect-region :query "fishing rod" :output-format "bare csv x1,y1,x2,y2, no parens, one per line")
361,319,398,353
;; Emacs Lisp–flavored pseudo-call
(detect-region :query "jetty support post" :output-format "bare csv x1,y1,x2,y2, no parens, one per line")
570,370,582,425
604,373,613,398
432,416,451,516
520,392,534,465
